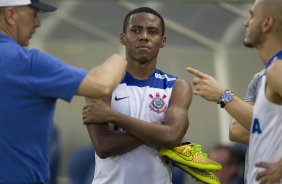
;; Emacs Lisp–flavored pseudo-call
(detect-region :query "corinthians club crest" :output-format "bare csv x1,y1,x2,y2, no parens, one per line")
149,92,167,113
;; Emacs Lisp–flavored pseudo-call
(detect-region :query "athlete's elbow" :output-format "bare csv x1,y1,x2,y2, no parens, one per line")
229,125,241,143
91,82,114,98
161,128,186,149
95,147,112,159
92,141,113,159
229,133,237,142
100,84,113,96
165,142,179,149
160,136,180,149
99,80,121,96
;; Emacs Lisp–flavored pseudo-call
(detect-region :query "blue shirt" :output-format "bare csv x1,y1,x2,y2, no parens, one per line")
0,34,87,183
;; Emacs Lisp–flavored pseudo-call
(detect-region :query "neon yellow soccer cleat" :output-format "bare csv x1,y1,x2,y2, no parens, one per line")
174,163,220,184
159,143,222,171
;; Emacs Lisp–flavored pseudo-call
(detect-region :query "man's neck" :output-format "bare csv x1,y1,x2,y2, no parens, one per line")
257,35,282,65
126,61,157,80
0,25,13,38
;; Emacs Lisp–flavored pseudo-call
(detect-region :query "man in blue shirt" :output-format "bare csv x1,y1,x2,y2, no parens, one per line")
0,0,127,183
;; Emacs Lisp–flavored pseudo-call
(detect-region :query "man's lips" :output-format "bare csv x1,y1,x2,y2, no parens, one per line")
29,31,36,39
136,45,151,50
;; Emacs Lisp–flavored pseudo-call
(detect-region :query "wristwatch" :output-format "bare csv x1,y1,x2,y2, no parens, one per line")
217,89,234,108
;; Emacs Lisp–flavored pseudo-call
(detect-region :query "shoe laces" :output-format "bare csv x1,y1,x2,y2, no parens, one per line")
187,143,208,158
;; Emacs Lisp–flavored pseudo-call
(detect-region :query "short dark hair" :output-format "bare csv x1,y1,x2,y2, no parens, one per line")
123,7,165,36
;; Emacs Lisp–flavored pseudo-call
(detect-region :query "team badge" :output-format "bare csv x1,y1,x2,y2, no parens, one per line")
149,92,167,113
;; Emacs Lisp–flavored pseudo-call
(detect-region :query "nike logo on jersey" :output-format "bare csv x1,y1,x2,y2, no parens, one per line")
114,96,129,101
154,73,176,81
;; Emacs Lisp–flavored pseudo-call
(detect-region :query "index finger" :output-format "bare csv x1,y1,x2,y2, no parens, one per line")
186,67,205,78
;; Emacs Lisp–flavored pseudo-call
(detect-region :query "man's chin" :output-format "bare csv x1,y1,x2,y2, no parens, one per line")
243,41,254,48
135,55,151,64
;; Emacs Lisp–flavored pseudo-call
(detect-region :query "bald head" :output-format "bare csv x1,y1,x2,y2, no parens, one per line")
259,0,281,14
260,0,282,26
253,0,282,39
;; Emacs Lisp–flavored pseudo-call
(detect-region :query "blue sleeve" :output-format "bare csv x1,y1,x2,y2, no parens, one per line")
27,49,88,102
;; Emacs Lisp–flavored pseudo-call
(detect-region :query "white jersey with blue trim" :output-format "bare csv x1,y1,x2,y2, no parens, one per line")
92,69,177,184
247,76,282,184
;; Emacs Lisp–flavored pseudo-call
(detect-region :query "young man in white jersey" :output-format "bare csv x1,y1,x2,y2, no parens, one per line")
186,0,282,183
82,7,192,184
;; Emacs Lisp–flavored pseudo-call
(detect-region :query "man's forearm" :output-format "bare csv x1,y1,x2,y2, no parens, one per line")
229,121,249,144
225,96,253,130
87,124,142,159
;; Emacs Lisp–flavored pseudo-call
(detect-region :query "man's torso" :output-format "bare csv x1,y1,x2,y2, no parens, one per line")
93,70,177,184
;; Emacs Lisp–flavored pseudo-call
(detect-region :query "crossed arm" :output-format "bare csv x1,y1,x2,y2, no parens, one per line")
83,79,192,158
84,86,139,159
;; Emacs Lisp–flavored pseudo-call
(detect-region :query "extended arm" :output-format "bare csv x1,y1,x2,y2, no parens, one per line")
186,67,253,130
83,79,192,149
77,54,127,98
224,97,253,130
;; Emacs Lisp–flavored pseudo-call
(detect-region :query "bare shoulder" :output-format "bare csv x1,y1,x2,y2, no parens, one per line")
170,79,193,104
267,60,282,83
174,79,192,92
267,60,282,101
268,60,282,74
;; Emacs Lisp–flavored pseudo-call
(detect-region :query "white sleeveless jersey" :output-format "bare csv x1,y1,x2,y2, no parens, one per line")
92,69,177,184
247,75,282,184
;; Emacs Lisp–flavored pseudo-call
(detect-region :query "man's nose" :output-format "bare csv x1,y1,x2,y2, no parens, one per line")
139,31,149,41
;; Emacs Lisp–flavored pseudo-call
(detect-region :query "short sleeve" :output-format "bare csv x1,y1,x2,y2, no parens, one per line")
243,69,265,103
28,49,88,102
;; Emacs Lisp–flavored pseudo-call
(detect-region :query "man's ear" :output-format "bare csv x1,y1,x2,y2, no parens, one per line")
262,16,274,33
120,32,126,45
3,7,18,26
161,36,166,48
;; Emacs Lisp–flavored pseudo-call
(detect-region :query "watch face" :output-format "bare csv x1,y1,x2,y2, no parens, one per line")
223,91,234,102
220,90,234,108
